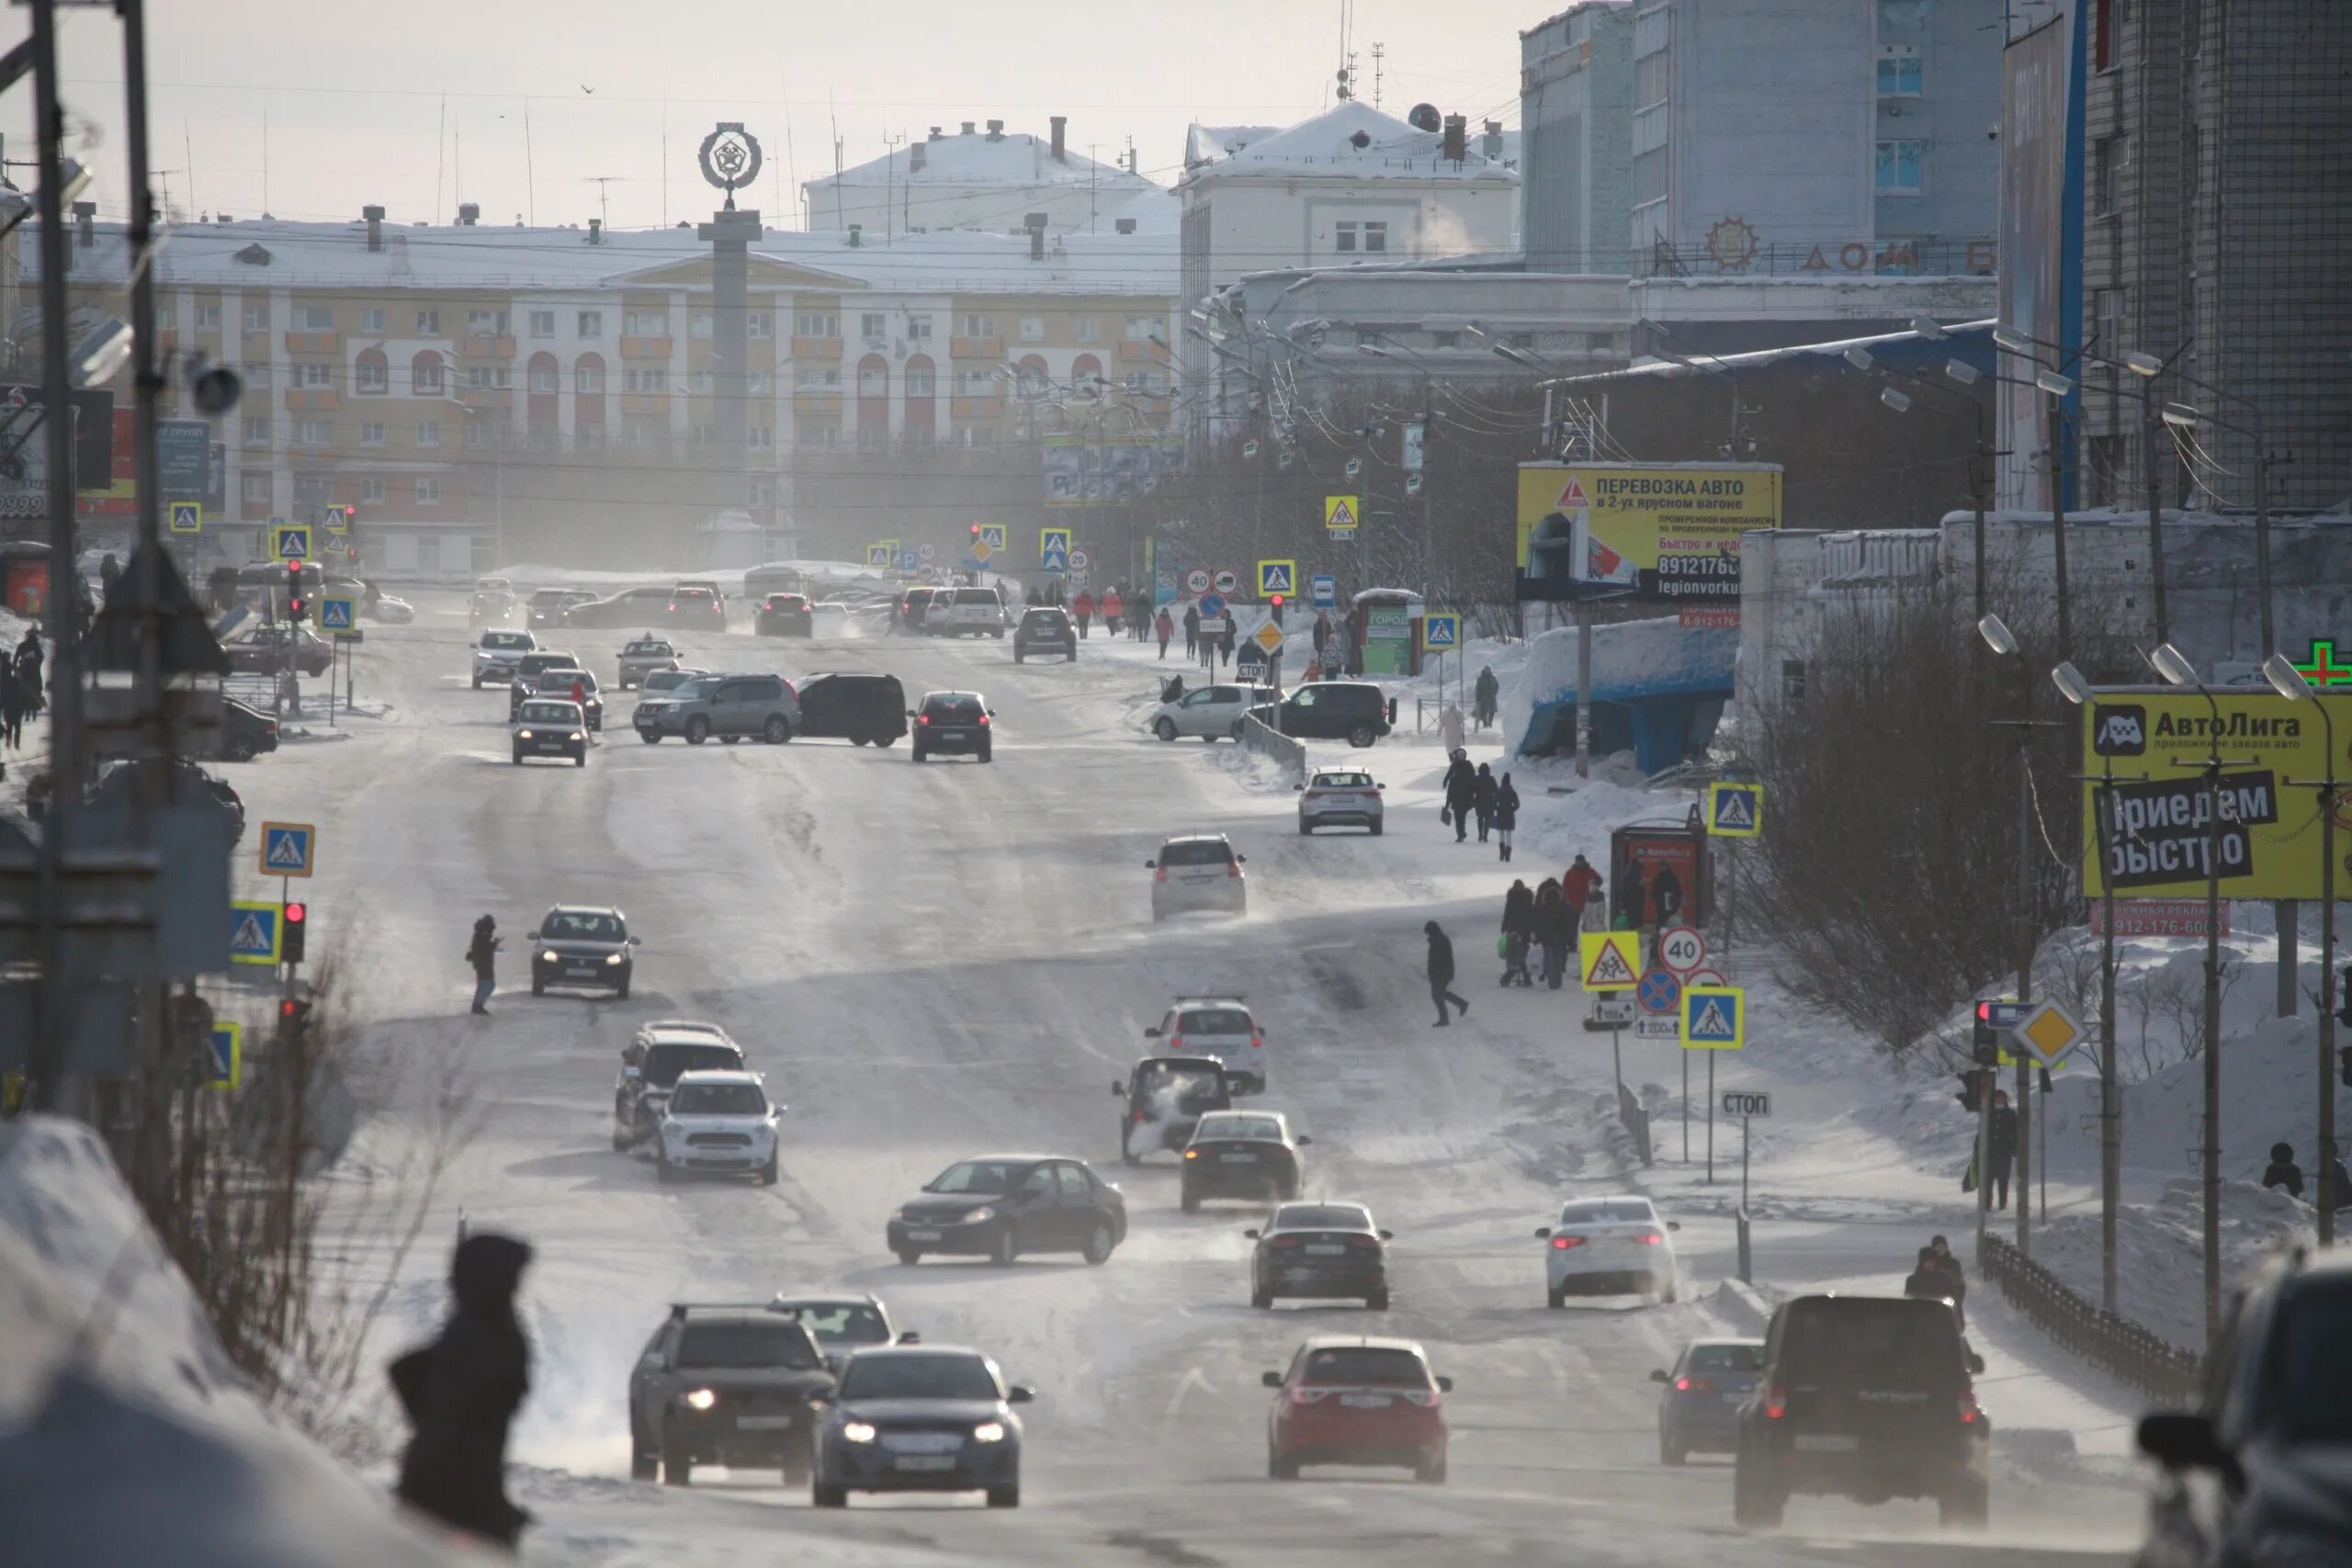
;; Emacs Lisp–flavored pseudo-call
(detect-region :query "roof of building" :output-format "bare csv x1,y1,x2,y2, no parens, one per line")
1552,320,1996,385
808,126,1155,195
1180,101,1520,186
31,218,1179,298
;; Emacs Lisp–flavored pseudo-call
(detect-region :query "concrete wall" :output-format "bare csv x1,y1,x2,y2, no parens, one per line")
1875,0,2004,242
1521,4,1636,272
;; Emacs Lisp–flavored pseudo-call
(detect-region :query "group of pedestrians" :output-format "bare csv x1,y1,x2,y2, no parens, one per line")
1901,1235,1968,1327
1496,853,1606,990
1,627,44,750
1439,750,1521,860
2263,1139,2352,1211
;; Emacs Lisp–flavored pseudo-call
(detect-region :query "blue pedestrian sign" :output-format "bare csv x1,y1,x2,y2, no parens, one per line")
272,522,312,561
259,820,315,878
228,900,282,966
1039,527,1072,572
1681,985,1746,1050
1196,592,1227,620
897,549,919,572
1636,968,1682,1016
208,1022,242,1089
1707,780,1763,837
1257,559,1296,597
867,544,891,569
1420,612,1460,652
168,500,203,535
1309,574,1338,609
317,595,356,635
978,524,1007,553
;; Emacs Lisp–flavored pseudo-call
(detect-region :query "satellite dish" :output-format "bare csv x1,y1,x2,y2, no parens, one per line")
1350,130,1371,150
1408,104,1442,132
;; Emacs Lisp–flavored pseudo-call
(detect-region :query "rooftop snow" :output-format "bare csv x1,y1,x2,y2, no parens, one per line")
1180,101,1520,186
809,127,1159,194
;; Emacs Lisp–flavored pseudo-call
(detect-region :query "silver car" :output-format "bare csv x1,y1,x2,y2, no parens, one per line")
1295,769,1385,835
616,635,681,691
634,672,800,746
1148,833,1248,920
638,666,710,699
472,628,537,687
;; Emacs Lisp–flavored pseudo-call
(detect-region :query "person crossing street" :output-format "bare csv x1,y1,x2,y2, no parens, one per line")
1424,920,1469,1026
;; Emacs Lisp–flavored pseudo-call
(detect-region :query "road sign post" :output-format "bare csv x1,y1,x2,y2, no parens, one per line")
272,522,312,562
1040,527,1072,572
1323,495,1359,541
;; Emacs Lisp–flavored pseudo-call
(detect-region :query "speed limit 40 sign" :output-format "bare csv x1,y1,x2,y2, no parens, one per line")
1658,926,1706,975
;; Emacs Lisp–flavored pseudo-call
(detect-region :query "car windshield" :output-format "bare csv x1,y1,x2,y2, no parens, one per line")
953,590,998,606
543,911,623,942
838,1354,999,1402
1561,1201,1658,1225
670,1081,766,1115
518,703,578,724
925,1159,1030,1195
1179,1008,1252,1035
777,1301,891,1345
1193,1113,1282,1141
1137,1065,1225,1105
670,679,718,700
1273,1204,1371,1233
767,595,804,609
1313,773,1372,789
676,1322,820,1371
642,1043,742,1086
1160,840,1233,867
624,641,670,656
1776,1299,1963,1386
643,671,698,692
528,591,570,605
1023,610,1066,626
481,632,531,649
1686,1343,1767,1373
2268,1280,2352,1442
924,695,984,719
1299,1348,1430,1387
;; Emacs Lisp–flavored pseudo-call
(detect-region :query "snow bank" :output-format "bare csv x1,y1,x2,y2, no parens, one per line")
2023,1179,2305,1353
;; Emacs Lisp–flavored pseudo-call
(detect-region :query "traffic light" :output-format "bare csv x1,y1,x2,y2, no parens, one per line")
1972,1002,1998,1065
281,900,307,964
1270,593,1285,626
1953,1068,1992,1111
2339,1045,2351,1090
277,996,311,1043
286,560,307,622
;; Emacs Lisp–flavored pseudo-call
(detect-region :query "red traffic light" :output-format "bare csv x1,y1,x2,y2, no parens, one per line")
279,997,299,1020
1975,1002,1993,1021
969,523,982,536
1271,594,1285,608
284,902,306,925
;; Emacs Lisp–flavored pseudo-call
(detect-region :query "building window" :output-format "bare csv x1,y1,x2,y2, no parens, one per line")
1874,140,1922,194
1363,220,1387,254
624,367,668,393
293,475,334,510
858,361,889,398
1335,220,1358,254
359,477,386,503
578,310,604,338
958,312,996,339
361,308,385,334
747,310,771,339
240,361,271,390
575,361,605,394
797,310,839,339
690,369,715,394
795,368,841,389
747,371,772,396
528,364,559,394
415,478,440,506
862,311,888,343
691,310,715,340
356,352,389,393
624,310,668,337
622,415,664,444
577,423,605,449
416,536,442,572
1876,44,1922,96
1587,331,1616,353
2094,134,2128,214
466,420,499,449
528,310,556,338
906,313,933,341
300,362,334,388
905,364,935,397
2094,0,2123,72
416,310,441,335
1430,330,1460,350
800,422,839,449
242,416,271,446
955,369,995,396
465,365,510,391
195,303,221,331
359,421,386,446
1018,315,1046,343
241,472,273,506
1123,315,1157,341
467,309,509,337
293,305,334,332
692,423,717,445
415,421,441,447
1075,315,1098,343
243,302,269,332
292,419,333,446
1781,660,1806,702
749,425,774,449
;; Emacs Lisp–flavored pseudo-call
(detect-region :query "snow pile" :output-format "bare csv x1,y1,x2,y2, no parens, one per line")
2024,1179,2305,1353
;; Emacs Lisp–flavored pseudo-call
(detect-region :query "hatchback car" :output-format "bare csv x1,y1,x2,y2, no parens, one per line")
1252,682,1394,748
886,1155,1127,1267
910,691,993,762
926,585,1009,638
1250,1201,1392,1311
616,636,681,690
528,905,640,998
1295,770,1385,835
1151,683,1279,743
629,1305,834,1485
1148,834,1247,920
654,1069,782,1185
368,593,416,624
767,1294,918,1377
667,581,728,632
1012,605,1076,663
634,672,799,746
471,629,537,687
1651,1338,1765,1463
511,665,601,730
893,586,941,635
810,1347,1035,1509
1145,997,1267,1084
218,698,279,762
1265,1337,1450,1483
1539,1195,1681,1305
1182,1111,1307,1211
510,698,588,767
754,592,814,637
1114,1055,1260,1165
794,671,907,747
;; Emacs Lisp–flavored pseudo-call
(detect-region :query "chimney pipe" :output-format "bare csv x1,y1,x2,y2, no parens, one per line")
961,121,976,136
849,223,863,248
929,126,943,141
1114,217,1136,235
73,199,95,248
1442,115,1467,164
910,142,926,174
363,203,385,252
1050,116,1067,162
1025,213,1046,261
1483,119,1504,160
458,201,480,226
987,119,1005,141
588,217,604,244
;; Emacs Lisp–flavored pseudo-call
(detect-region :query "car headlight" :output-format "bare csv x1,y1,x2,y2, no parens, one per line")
971,1421,1006,1444
569,731,584,741
889,1206,907,1222
605,953,624,965
683,1388,717,1411
963,1206,996,1224
842,1420,877,1445
517,729,534,739
534,950,554,964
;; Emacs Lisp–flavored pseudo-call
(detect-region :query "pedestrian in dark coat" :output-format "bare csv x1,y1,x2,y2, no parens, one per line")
1495,773,1521,863
1424,920,1468,1026
466,916,500,1016
1926,1235,1968,1326
1986,1090,2018,1211
1500,880,1535,987
0,662,19,750
1652,863,1686,926
1442,750,1477,843
391,1232,534,1551
2264,1142,2305,1199
1217,623,1236,668
1473,763,1499,843
1563,854,1602,928
1532,878,1572,989
1182,603,1199,657
1473,665,1499,729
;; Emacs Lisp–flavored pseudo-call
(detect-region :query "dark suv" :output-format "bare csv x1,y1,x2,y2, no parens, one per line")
1733,1294,1990,1529
1113,1055,1261,1165
910,691,994,763
628,1305,835,1485
2136,1247,2352,1566
1012,606,1077,663
795,671,907,747
1252,682,1394,748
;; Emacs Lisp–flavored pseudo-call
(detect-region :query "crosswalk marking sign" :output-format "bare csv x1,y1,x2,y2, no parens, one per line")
1257,559,1295,596
1707,780,1763,837
259,821,315,878
867,543,891,569
229,900,282,965
1421,612,1460,652
273,523,312,561
978,524,1007,551
208,1022,242,1089
1040,527,1072,572
168,501,203,534
1681,985,1746,1050
1579,931,1642,990
318,595,356,635
1323,495,1360,536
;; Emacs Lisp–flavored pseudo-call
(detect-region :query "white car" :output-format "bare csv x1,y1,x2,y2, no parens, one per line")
1145,997,1268,1085
472,628,537,687
1148,834,1247,920
1537,1195,1681,1306
1151,683,1280,744
369,594,416,625
926,585,1011,638
1295,769,1385,835
655,1069,782,1186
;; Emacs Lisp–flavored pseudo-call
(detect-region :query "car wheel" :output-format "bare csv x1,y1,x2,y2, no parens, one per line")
910,745,927,763
1013,652,1024,664
1230,720,1246,741
759,1151,778,1187
1082,1221,1114,1265
1181,1189,1199,1214
764,716,791,744
1939,1478,1989,1529
616,976,631,1000
640,731,661,744
1066,649,1076,662
612,1125,633,1152
1250,1284,1273,1310
1416,1453,1448,1485
1660,1431,1686,1466
1547,1284,1566,1309
662,1428,692,1486
1347,723,1376,748
1268,1450,1298,1481
511,749,524,765
990,1224,1020,1267
895,1248,922,1267
225,736,258,763
684,716,710,745
852,736,871,747
630,1450,657,1482
811,1483,847,1509
573,750,586,768
1154,717,1177,742
471,676,482,689
875,736,897,749
781,1450,810,1486
531,978,546,997
1370,819,1384,836
986,1484,1019,1509
978,747,992,763
1365,1289,1390,1311
1120,1124,1138,1166
993,629,1006,640
1298,819,1312,835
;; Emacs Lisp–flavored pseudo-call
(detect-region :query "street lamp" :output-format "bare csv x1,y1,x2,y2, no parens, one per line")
2053,658,2125,1313
1959,356,2078,658
1978,611,2038,1257
2266,652,2340,1241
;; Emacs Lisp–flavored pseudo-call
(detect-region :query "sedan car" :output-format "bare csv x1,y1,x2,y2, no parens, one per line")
630,1305,835,1485
1148,834,1247,920
510,698,588,767
1012,605,1076,663
1151,682,1279,743
910,691,993,763
754,592,814,637
1249,1201,1391,1311
811,1346,1034,1509
471,629,537,687
1265,1337,1450,1483
1538,1195,1681,1305
368,593,416,625
469,587,520,627
767,1294,917,1376
218,698,279,762
654,1069,782,1185
1650,1338,1765,1464
887,1155,1126,1267
527,905,640,998
616,637,681,691
1296,770,1385,836
226,625,334,677
1182,1111,1307,1212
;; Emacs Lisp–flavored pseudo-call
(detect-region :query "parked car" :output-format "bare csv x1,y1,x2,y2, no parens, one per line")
1651,1338,1765,1464
1151,683,1280,743
794,671,908,747
634,672,798,746
1264,1337,1449,1483
226,625,333,677
1295,769,1384,835
218,698,279,762
1012,605,1076,662
754,592,814,637
1251,682,1394,748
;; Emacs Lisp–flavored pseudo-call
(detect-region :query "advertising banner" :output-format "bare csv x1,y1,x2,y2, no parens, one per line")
1515,462,1781,604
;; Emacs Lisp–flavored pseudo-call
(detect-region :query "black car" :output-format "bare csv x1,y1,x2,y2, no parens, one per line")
1012,605,1077,663
528,904,640,998
1733,1294,1990,1529
508,658,600,728
1114,1055,1262,1164
562,586,673,629
811,1346,1034,1509
1181,1110,1307,1212
2136,1246,2352,1565
615,1022,746,1149
628,1305,836,1485
894,586,940,635
754,592,814,637
526,587,596,629
795,671,907,747
910,690,994,763
88,758,245,846
218,698,279,762
886,1154,1127,1267
1651,1338,1765,1464
1249,1201,1392,1311
1250,681,1395,748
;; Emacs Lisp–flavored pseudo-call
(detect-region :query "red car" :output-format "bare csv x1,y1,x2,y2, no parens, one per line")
1264,1336,1451,1483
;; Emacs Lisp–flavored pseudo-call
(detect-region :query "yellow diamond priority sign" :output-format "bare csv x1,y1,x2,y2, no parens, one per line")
1578,930,1642,990
2015,998,2084,1069
1250,620,1285,657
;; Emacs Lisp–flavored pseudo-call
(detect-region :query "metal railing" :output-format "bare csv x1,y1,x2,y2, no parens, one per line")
1978,1233,2203,1406
1237,714,1304,784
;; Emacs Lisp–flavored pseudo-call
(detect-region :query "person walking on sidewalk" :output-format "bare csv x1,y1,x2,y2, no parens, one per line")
1473,664,1499,730
1442,750,1477,843
1424,920,1469,1026
390,1231,535,1551
1473,762,1498,844
1499,880,1535,987
466,916,502,1016
1182,602,1199,658
1072,590,1095,638
1155,607,1173,658
1495,773,1521,863
1986,1090,2018,1211
1532,878,1572,989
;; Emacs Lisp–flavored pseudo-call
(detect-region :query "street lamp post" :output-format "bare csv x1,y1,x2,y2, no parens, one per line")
1980,613,2041,1257
2266,653,2339,1242
2054,660,2124,1311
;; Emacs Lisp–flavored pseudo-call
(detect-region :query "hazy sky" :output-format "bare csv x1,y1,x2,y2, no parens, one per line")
8,0,1544,233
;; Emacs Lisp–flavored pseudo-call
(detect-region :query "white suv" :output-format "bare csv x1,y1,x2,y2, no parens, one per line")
1537,1195,1681,1306
926,585,1011,638
1145,997,1268,1086
655,1069,783,1186
1151,683,1280,743
1147,833,1248,920
472,628,537,687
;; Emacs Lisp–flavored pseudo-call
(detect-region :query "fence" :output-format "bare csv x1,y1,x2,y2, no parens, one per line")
1977,1233,2204,1406
1238,715,1305,785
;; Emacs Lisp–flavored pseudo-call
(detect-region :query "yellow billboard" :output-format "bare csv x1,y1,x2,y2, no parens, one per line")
1515,462,1781,604
2079,689,2352,900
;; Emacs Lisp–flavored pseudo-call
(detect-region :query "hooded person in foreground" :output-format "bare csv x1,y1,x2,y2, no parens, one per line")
390,1232,534,1551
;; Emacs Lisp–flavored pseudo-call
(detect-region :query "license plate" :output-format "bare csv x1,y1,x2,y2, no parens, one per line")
1794,1434,1860,1452
735,1416,793,1430
936,729,968,740
1220,1153,1257,1163
905,1229,943,1242
1340,1393,1392,1409
895,1455,956,1472
1305,1243,1345,1256
567,964,598,976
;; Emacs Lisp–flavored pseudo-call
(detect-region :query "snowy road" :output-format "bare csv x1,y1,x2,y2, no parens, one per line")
254,597,2142,1566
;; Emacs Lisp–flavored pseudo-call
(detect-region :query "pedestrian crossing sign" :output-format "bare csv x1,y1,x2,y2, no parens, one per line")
272,522,312,561
867,543,892,568
1040,527,1072,572
168,501,203,534
1707,780,1763,837
1421,613,1460,652
1323,495,1360,536
229,900,282,965
1257,559,1296,596
318,595,357,635
1681,985,1746,1050
208,1022,242,1089
1579,930,1642,991
259,821,316,877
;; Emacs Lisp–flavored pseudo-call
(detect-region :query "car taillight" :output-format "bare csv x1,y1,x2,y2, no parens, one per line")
1182,1148,1198,1159
1675,1376,1714,1394
1290,1387,1329,1405
978,715,990,727
1347,1235,1381,1252
1134,1111,1147,1122
1227,860,1241,878
1268,1235,1303,1248
1168,1034,1182,1052
918,714,931,726
1636,1232,1664,1246
781,681,796,700
1958,1389,1980,1425
1250,1033,1262,1050
1154,866,1167,883
1764,1386,1787,1420
1551,1235,1583,1250
265,723,278,737
667,603,677,613
1400,1389,1440,1407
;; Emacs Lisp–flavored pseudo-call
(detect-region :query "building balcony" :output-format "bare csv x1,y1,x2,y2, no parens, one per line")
789,334,841,360
454,386,514,410
285,331,340,355
619,335,673,358
951,395,1003,418
284,388,340,412
951,335,1004,361
618,391,672,415
792,389,842,412
1117,338,1165,363
461,334,514,359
